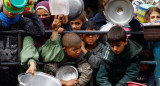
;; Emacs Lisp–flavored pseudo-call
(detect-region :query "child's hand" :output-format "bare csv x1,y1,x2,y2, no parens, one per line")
52,15,63,31
65,79,78,86
62,15,68,24
61,79,78,86
58,27,64,34
26,62,36,76
81,41,87,54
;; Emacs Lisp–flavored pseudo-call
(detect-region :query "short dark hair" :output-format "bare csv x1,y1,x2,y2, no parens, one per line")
81,21,99,30
62,32,82,48
107,26,126,44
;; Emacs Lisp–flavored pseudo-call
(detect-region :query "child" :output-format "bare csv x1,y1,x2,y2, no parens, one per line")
136,50,156,86
20,1,66,74
144,7,160,86
70,11,88,30
96,26,142,86
145,7,160,24
44,16,92,86
0,0,45,86
80,21,105,86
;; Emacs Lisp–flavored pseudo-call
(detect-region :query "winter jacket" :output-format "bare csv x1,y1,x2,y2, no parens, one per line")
96,39,142,86
82,42,105,86
0,13,45,62
0,12,45,86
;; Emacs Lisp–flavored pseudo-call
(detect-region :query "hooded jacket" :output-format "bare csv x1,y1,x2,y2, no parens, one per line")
97,39,142,86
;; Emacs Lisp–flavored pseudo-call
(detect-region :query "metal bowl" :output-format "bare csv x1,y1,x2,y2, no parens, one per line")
18,72,61,86
104,0,134,25
56,65,78,81
68,0,84,21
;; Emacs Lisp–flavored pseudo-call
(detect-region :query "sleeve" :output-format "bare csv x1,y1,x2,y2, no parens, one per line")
39,35,64,62
20,36,39,66
77,62,93,86
84,51,103,68
23,12,45,37
96,65,112,86
118,57,140,86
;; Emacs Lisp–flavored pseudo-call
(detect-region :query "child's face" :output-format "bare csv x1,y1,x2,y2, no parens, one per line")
140,65,149,71
109,40,128,54
148,11,160,23
36,9,50,18
81,28,99,46
3,6,17,18
64,43,82,58
71,19,83,30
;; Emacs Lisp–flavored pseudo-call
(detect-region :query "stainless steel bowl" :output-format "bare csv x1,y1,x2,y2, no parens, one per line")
68,0,84,21
104,0,134,25
18,72,61,86
56,65,78,81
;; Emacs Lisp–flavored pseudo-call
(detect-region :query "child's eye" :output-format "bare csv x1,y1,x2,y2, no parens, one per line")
71,22,73,25
75,22,80,25
116,44,121,47
151,16,155,19
157,16,160,18
43,14,49,17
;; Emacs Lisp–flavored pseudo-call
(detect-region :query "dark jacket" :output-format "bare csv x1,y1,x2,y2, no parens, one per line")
82,42,105,86
96,39,142,86
0,13,45,86
0,13,45,62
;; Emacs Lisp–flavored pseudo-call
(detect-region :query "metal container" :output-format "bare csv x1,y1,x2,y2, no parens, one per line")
104,0,134,25
56,65,78,81
18,72,61,86
68,0,84,21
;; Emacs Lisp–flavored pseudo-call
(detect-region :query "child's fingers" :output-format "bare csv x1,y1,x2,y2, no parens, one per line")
54,15,58,19
58,15,63,20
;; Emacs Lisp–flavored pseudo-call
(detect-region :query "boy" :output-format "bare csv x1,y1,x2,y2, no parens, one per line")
80,21,105,86
0,0,45,86
96,26,142,86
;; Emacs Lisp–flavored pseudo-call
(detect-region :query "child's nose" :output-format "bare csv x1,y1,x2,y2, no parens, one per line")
113,46,118,51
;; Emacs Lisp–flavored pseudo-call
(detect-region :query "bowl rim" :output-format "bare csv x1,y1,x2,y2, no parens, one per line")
18,72,62,86
56,65,78,80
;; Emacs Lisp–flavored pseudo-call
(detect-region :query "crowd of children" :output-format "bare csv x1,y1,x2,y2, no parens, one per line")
0,0,160,86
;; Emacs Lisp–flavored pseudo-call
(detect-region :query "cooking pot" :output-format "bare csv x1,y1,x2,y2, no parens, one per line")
56,65,78,81
18,72,61,86
68,0,84,21
49,0,84,21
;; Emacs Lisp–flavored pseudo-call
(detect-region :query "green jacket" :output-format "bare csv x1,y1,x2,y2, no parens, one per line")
96,39,142,86
20,35,64,66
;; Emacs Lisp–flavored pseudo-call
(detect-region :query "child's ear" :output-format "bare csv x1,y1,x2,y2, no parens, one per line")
80,34,83,40
125,39,128,45
63,47,66,52
97,34,100,39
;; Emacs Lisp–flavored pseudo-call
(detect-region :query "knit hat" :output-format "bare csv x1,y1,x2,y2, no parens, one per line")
35,1,50,13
